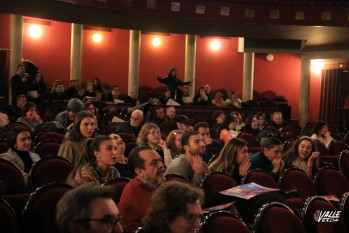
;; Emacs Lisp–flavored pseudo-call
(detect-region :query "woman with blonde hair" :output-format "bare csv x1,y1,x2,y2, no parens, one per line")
208,138,250,184
166,130,185,159
137,123,172,166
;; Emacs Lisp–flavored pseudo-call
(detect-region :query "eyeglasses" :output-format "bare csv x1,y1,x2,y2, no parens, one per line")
148,131,160,135
82,216,123,229
184,213,204,225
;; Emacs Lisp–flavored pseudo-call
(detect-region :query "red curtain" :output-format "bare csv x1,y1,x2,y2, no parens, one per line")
320,69,349,127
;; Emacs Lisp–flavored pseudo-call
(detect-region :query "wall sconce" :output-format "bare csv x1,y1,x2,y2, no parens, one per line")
210,40,221,51
266,54,274,61
311,60,324,75
152,37,161,47
92,33,102,43
28,24,42,39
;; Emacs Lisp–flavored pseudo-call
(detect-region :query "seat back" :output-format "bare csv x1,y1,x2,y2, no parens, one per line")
339,192,349,232
301,196,347,233
200,172,237,208
314,140,330,156
278,167,317,198
242,169,278,189
338,150,349,181
33,140,61,158
116,132,136,143
0,158,26,194
314,166,349,197
22,183,73,233
28,156,74,191
164,173,192,185
102,177,131,204
281,132,299,142
252,202,306,233
0,198,20,233
32,130,65,147
238,133,260,147
124,142,138,158
283,140,295,153
200,210,251,233
329,141,349,155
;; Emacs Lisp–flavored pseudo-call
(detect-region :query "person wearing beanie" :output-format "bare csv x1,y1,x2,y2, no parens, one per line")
55,98,84,132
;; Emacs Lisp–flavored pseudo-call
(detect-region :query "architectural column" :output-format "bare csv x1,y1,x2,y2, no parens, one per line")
185,34,196,96
299,54,310,128
10,14,23,103
242,52,254,101
128,30,141,99
70,23,83,83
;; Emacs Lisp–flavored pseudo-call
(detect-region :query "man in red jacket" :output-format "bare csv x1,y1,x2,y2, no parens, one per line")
118,145,166,233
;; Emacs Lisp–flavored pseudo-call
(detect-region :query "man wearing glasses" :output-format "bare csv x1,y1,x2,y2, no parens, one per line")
56,184,123,233
142,182,204,233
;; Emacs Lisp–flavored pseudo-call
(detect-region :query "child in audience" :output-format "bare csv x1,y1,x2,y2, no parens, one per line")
219,117,239,145
166,130,185,159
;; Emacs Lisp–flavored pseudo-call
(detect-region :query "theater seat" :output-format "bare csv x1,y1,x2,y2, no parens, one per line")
0,198,20,233
102,177,131,204
0,158,26,195
314,166,349,198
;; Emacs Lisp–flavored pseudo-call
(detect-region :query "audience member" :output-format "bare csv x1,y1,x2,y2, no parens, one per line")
6,94,27,121
55,98,84,132
282,136,320,177
204,84,214,99
157,67,191,102
105,85,124,103
110,133,135,179
166,130,185,159
193,122,223,163
193,87,212,105
58,111,98,166
92,77,106,97
84,81,96,98
231,111,245,130
47,81,66,103
211,110,226,138
142,182,204,233
212,91,226,107
250,136,284,181
56,184,123,233
165,131,208,187
255,112,267,130
164,106,177,122
0,127,40,186
84,102,101,131
269,111,287,130
118,109,144,137
17,102,43,131
11,63,28,105
0,112,9,128
219,117,239,145
145,105,165,126
241,114,261,138
181,85,193,104
209,138,250,184
66,136,120,186
225,91,242,108
137,123,172,166
118,146,165,233
64,79,79,99
159,89,171,105
310,121,333,148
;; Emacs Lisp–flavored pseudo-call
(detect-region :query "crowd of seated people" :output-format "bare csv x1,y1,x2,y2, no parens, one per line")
1,63,349,233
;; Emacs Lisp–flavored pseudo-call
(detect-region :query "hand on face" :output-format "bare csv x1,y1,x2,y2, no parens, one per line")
272,158,284,174
191,154,206,175
239,157,251,176
157,139,168,150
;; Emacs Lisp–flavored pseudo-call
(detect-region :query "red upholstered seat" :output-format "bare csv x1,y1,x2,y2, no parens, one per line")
238,133,260,147
0,198,20,233
22,183,73,233
314,140,330,156
281,132,299,142
329,141,349,156
104,123,120,135
33,140,61,158
164,173,192,185
32,130,65,147
301,196,347,233
28,156,74,191
0,158,26,195
102,177,131,204
200,172,236,208
253,202,306,233
314,166,349,198
124,142,138,158
283,140,296,153
339,192,349,232
242,169,278,189
200,210,251,233
160,121,178,136
278,167,317,199
116,132,136,143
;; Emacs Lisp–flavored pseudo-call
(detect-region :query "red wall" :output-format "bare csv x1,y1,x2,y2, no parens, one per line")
1,13,319,122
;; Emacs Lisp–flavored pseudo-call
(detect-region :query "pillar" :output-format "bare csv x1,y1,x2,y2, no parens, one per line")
128,30,141,99
242,52,254,101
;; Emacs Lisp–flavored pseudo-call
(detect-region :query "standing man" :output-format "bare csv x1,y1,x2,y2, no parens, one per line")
118,145,166,233
143,182,204,233
11,63,28,104
165,131,208,187
56,184,123,233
